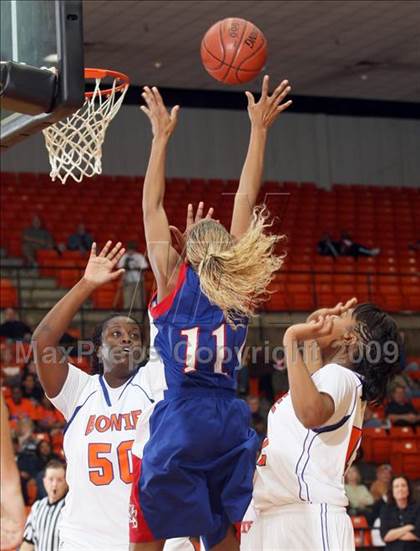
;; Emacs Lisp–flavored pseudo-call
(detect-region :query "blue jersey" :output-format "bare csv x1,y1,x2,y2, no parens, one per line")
150,263,248,394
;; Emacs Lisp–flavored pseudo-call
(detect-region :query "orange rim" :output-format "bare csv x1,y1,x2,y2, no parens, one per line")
84,68,130,98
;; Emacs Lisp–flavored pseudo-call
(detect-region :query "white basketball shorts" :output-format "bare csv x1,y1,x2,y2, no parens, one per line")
240,502,355,551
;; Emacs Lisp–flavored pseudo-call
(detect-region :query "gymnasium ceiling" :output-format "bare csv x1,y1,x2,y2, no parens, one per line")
83,0,420,102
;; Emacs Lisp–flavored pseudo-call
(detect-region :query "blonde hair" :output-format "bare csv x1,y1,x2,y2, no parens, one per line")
186,207,284,324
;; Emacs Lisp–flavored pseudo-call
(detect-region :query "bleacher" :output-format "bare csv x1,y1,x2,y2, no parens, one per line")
1,173,419,313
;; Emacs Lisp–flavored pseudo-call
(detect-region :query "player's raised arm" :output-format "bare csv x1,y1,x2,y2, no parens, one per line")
283,317,336,428
140,86,181,300
230,75,292,239
1,394,25,550
32,242,125,397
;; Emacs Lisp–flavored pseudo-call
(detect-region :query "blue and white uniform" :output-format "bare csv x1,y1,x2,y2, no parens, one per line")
241,363,365,551
49,358,193,550
131,263,258,550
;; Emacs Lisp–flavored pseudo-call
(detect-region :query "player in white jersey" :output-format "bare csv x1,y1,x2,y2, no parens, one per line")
32,241,194,551
241,300,401,551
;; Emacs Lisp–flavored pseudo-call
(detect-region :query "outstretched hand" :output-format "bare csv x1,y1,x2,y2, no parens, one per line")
169,201,215,254
245,75,292,129
140,86,179,140
83,241,125,288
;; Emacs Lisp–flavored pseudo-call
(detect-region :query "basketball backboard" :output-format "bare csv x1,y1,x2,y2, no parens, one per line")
0,0,84,149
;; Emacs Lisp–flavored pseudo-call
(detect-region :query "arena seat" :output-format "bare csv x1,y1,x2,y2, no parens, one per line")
0,278,18,308
2,174,419,313
370,404,386,420
389,426,416,439
391,441,420,479
351,516,372,548
92,282,123,309
362,428,391,464
412,397,420,410
26,478,38,506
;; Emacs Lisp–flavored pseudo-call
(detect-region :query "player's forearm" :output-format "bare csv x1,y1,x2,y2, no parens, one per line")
142,137,169,214
283,333,331,428
234,126,267,208
238,125,267,197
230,125,267,237
32,278,95,350
0,396,20,492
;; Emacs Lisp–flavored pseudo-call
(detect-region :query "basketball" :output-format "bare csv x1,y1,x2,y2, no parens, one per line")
200,18,267,85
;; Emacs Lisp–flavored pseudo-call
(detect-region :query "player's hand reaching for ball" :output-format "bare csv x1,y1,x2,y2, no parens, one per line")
83,241,125,288
245,75,292,129
141,86,179,140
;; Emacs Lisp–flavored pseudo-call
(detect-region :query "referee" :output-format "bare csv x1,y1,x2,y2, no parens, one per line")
21,459,67,551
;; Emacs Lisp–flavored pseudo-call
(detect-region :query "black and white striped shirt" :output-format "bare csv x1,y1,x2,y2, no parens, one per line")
23,495,65,551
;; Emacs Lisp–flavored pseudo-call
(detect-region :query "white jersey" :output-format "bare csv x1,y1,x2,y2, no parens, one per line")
132,307,168,459
50,363,154,550
252,363,365,511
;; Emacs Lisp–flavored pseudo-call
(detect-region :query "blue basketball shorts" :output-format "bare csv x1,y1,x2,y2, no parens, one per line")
131,391,259,549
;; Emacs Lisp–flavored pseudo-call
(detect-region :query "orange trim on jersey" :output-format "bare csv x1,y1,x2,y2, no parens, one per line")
149,263,188,320
345,426,362,466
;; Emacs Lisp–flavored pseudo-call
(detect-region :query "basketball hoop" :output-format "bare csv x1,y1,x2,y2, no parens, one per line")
43,68,129,184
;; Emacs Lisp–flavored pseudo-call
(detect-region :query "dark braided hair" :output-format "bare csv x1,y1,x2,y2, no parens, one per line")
91,313,144,375
351,303,402,404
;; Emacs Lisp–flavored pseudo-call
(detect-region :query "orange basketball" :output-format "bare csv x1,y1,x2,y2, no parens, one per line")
200,18,267,85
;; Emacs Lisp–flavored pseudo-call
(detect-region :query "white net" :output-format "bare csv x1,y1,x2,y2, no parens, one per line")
43,76,128,184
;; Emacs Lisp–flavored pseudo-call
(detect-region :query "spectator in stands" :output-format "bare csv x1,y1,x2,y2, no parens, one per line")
371,464,393,502
247,396,267,446
6,386,38,420
36,396,65,432
117,240,149,313
21,373,43,403
21,460,67,551
247,395,263,420
15,417,37,454
237,350,250,396
380,476,420,548
22,359,38,377
345,465,374,515
386,385,420,427
363,405,391,429
22,215,56,268
0,345,22,385
0,308,32,341
34,440,60,499
16,418,39,504
339,231,380,257
317,232,339,258
67,223,94,253
250,348,275,403
271,350,289,400
36,440,58,471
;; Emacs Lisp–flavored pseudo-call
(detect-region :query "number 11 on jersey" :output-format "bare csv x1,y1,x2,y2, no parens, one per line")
181,323,226,374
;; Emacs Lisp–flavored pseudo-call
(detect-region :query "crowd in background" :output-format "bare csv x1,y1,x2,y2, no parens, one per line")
21,216,94,268
1,308,420,549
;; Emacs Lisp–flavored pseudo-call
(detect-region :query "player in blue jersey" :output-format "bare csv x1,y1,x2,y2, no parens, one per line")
130,76,292,551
